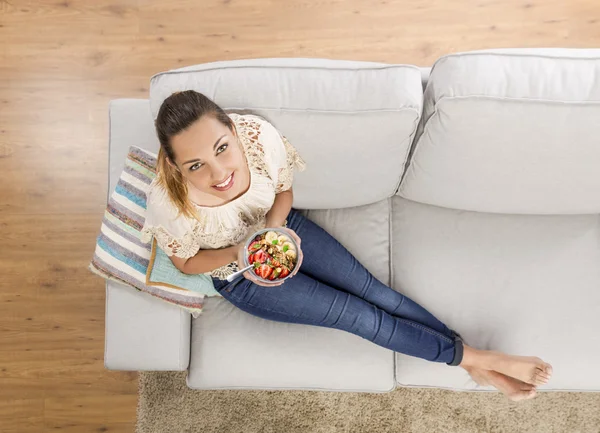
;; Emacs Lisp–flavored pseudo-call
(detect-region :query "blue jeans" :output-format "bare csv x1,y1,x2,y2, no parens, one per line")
211,208,464,366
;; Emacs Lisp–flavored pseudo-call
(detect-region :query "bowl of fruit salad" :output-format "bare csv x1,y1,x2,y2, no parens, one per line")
243,228,300,283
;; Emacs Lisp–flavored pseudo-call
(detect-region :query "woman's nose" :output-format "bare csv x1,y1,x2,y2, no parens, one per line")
212,169,230,184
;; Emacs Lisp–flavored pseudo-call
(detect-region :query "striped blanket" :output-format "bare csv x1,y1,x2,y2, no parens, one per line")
89,145,206,317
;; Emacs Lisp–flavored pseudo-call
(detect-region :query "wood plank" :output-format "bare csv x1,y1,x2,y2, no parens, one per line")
0,349,137,399
0,399,45,433
44,395,136,432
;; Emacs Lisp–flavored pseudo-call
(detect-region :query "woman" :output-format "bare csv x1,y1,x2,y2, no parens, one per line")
141,90,553,401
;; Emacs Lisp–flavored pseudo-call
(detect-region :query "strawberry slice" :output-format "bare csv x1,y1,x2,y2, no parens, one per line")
279,267,290,279
257,264,272,280
269,267,282,280
247,253,255,264
248,242,262,253
253,250,269,264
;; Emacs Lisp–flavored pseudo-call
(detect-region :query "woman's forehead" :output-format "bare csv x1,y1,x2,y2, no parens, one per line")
171,116,232,161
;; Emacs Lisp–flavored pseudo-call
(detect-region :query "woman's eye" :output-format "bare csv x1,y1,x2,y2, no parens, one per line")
189,144,227,172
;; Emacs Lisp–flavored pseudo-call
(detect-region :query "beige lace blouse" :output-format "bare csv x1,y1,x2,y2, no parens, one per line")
140,113,307,280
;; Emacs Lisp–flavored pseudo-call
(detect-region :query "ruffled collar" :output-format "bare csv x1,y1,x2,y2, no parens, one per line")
189,161,274,233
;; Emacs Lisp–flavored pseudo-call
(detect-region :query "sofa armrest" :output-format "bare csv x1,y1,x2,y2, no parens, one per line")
104,98,190,370
104,280,191,371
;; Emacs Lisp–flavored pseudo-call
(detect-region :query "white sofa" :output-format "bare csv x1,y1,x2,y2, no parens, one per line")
104,50,600,393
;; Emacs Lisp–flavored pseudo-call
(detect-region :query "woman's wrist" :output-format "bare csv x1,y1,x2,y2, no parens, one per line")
266,218,288,228
232,243,243,262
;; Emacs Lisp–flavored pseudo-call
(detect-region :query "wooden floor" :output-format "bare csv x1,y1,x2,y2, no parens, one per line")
0,0,598,431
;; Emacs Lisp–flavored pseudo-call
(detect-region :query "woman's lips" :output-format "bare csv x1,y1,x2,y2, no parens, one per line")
212,172,234,191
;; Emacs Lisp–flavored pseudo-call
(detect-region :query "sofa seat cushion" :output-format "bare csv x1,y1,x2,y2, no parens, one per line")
391,195,600,391
187,200,396,391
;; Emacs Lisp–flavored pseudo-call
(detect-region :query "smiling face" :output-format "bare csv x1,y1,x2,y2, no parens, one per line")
167,115,250,207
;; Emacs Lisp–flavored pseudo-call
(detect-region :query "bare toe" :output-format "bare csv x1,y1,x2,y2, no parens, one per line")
509,388,537,402
532,367,552,385
520,382,535,391
507,380,538,401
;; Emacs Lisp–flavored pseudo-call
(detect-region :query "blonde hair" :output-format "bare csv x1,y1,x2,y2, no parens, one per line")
155,147,199,220
154,90,236,220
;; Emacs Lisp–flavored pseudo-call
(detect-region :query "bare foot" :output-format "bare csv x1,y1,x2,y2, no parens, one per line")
482,351,553,386
463,365,491,386
464,366,538,402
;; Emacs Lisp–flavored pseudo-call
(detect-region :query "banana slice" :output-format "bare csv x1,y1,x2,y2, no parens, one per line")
285,249,297,259
282,241,296,254
265,231,279,244
277,235,288,245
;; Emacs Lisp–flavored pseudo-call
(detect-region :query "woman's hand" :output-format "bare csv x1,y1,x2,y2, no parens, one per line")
236,228,303,287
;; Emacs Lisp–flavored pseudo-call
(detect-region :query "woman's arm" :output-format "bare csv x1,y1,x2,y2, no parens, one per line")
169,245,239,275
265,188,293,228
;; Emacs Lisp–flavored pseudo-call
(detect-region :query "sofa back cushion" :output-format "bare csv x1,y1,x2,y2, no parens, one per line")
150,58,423,209
398,49,600,214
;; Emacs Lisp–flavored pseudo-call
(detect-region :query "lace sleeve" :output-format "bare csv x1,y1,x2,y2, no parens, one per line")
140,181,201,259
256,117,307,194
276,135,307,194
140,225,200,259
